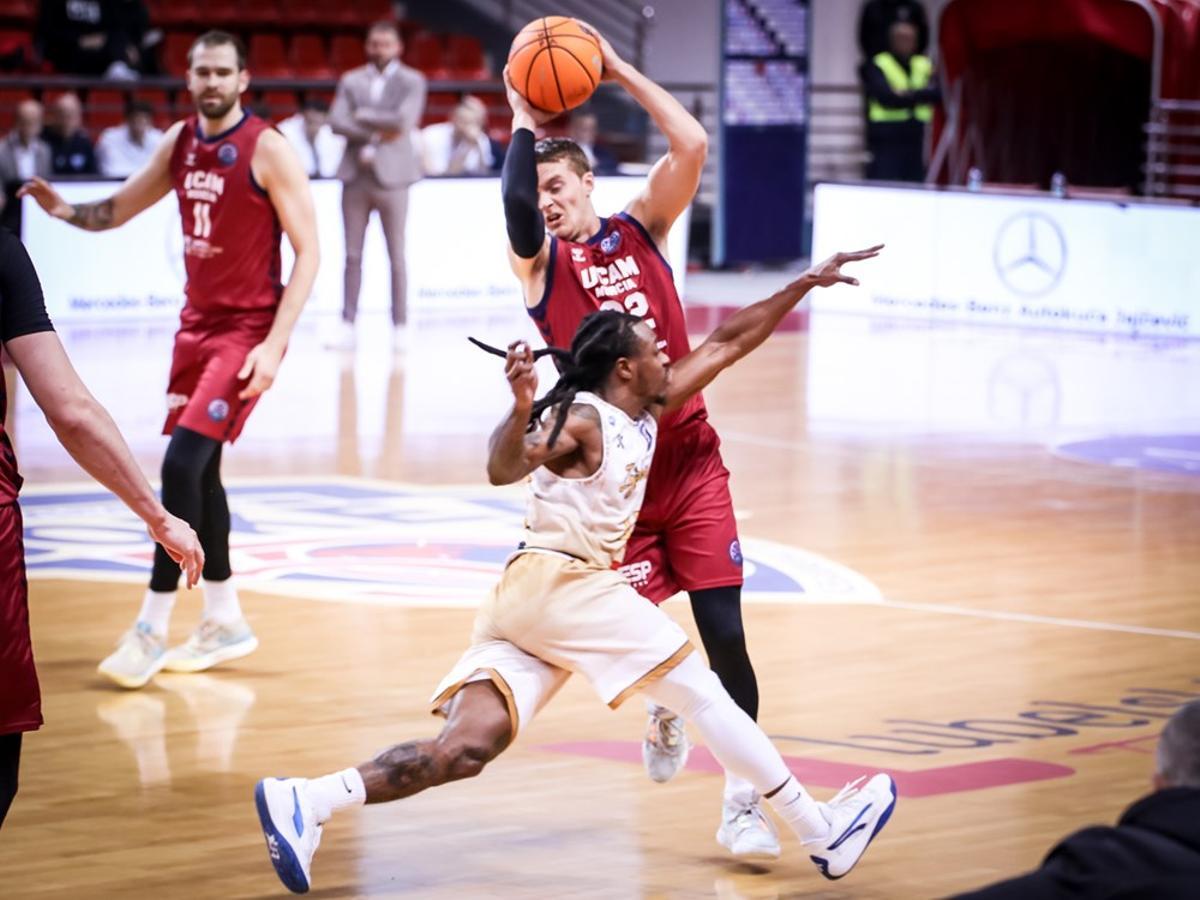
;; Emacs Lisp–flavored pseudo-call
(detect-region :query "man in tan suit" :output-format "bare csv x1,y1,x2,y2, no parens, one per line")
329,21,426,349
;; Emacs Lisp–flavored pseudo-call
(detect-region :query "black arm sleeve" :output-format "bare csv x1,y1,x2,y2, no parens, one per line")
0,229,54,343
501,128,544,259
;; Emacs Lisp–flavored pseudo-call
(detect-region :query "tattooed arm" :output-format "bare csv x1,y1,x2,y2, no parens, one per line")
18,120,183,231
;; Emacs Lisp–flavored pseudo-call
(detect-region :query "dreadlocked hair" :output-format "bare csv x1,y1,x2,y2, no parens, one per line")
530,310,644,449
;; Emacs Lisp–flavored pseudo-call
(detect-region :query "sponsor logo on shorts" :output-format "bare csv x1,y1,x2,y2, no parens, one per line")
166,393,189,411
729,539,743,566
600,231,622,254
208,399,230,422
216,142,238,167
619,559,653,588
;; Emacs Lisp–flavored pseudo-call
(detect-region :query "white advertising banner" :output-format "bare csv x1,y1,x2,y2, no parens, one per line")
23,176,689,322
811,183,1200,338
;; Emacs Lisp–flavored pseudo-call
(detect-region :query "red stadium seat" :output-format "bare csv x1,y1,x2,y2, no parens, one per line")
249,34,290,77
149,0,199,27
87,89,128,129
0,87,31,130
290,34,332,78
260,89,299,121
445,34,488,79
330,35,362,74
239,0,280,28
162,31,200,76
404,32,446,78
0,0,33,22
195,0,238,26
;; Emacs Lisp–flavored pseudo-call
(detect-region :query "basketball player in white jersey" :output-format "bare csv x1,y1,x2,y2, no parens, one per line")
254,246,893,894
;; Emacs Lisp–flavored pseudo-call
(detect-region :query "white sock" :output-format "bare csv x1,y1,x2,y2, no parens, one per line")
307,767,366,823
202,578,242,624
766,777,830,844
723,773,757,809
137,589,176,636
641,653,828,842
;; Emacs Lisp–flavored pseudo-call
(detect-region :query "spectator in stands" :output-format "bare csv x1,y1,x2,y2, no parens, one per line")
329,20,426,352
862,21,939,182
96,100,162,178
278,100,346,180
956,699,1200,899
0,100,52,232
35,0,150,79
43,94,98,176
858,0,929,60
421,95,492,177
568,110,619,175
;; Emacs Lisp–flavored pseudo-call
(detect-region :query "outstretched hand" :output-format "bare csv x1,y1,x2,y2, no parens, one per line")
804,244,885,288
505,341,537,410
17,176,72,219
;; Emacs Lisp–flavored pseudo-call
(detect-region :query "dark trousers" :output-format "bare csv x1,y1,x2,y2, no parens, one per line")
866,121,927,182
0,731,21,830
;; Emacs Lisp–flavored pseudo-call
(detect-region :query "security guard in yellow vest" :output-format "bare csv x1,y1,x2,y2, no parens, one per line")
862,21,940,181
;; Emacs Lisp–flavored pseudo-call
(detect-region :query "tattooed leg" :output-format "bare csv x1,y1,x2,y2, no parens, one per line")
359,680,514,803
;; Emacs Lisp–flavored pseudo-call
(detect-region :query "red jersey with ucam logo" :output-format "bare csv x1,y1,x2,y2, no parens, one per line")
527,212,706,432
168,112,282,328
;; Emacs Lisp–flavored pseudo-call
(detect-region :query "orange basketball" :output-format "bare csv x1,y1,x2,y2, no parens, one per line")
507,16,603,115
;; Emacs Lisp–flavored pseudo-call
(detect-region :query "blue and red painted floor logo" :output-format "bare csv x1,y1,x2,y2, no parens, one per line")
20,477,881,607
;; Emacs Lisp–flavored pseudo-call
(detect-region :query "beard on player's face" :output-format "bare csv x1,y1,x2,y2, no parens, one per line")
192,83,240,121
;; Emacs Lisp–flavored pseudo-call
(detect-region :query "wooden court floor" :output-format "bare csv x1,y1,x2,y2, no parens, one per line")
2,315,1198,898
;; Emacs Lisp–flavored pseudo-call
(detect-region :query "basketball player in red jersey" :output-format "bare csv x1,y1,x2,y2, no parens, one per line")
501,31,778,858
20,30,318,690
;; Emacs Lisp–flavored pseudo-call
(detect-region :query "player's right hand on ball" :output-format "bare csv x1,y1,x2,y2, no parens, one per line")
148,513,205,589
505,340,538,409
503,66,558,127
17,176,72,220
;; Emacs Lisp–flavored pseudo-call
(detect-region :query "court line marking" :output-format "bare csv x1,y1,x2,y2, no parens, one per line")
879,598,1200,641
21,479,1199,639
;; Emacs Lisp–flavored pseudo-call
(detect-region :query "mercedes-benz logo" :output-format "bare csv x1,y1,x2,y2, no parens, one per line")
993,212,1067,297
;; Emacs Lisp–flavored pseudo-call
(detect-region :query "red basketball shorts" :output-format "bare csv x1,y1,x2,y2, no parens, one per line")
0,503,40,735
619,419,743,604
163,324,270,443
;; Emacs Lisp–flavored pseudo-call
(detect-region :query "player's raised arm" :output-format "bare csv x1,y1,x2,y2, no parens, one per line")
589,28,707,247
501,66,557,283
486,341,590,484
660,246,884,413
237,129,319,401
18,120,183,231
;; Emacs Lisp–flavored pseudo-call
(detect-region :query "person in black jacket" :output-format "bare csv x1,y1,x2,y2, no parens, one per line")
955,699,1200,899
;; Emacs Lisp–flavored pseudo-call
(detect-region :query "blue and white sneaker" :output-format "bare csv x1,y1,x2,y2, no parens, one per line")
255,777,323,894
162,618,258,673
808,774,897,880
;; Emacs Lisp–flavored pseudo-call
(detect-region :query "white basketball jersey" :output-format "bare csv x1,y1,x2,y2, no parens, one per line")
521,391,657,568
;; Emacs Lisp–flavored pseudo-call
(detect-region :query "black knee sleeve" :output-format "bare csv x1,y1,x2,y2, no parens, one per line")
150,427,222,591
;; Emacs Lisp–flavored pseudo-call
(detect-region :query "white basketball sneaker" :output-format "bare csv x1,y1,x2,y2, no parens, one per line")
642,704,690,783
256,777,323,894
161,618,258,673
808,774,897,880
97,622,168,689
717,796,781,860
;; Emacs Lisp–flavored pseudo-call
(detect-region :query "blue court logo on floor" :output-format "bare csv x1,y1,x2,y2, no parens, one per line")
1054,434,1200,477
19,479,881,607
